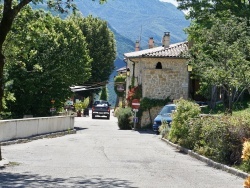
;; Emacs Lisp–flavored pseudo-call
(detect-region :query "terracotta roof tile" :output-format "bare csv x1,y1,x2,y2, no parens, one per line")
124,41,188,58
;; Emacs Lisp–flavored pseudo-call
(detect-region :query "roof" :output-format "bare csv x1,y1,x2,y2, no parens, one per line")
116,66,126,73
124,41,189,58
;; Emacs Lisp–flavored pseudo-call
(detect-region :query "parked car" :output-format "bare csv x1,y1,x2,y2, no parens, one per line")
152,104,176,134
92,100,111,119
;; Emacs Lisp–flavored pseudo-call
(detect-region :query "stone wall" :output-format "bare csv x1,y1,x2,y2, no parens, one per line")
142,58,188,100
140,106,163,128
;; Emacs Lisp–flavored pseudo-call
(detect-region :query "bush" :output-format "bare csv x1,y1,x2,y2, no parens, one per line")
159,119,171,138
241,140,250,172
188,115,250,165
168,99,201,144
117,107,133,130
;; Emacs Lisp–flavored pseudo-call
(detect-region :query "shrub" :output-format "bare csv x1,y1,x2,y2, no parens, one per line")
117,107,133,130
168,99,201,144
241,140,250,172
188,115,250,165
159,119,171,138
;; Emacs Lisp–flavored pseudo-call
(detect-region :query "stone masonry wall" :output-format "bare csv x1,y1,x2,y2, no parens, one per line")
142,58,188,100
140,106,163,128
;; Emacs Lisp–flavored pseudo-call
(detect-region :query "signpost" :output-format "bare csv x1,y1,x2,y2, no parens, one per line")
132,99,140,130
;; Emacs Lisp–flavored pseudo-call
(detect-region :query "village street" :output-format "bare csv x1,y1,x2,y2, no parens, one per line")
0,114,244,188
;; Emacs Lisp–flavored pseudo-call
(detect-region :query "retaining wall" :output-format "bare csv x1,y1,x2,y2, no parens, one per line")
0,116,74,142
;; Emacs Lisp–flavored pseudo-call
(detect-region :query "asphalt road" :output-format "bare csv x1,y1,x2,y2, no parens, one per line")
0,113,244,188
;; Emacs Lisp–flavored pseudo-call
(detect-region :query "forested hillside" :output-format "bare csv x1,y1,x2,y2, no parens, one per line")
75,0,190,106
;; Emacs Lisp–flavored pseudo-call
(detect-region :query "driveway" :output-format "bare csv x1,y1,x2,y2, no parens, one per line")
0,114,244,188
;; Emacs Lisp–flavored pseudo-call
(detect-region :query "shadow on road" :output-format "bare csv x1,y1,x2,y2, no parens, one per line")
74,127,88,131
0,172,138,188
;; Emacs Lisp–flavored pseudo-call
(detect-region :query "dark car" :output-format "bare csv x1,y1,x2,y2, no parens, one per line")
92,100,111,119
152,104,176,134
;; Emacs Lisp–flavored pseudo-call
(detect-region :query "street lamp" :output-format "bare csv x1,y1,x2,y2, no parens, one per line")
126,67,130,77
187,64,193,99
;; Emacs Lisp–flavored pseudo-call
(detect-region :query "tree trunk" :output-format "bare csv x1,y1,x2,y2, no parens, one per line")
148,108,152,125
209,86,217,109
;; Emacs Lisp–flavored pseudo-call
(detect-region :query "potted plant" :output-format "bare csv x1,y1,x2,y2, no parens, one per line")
74,97,90,117
82,97,90,116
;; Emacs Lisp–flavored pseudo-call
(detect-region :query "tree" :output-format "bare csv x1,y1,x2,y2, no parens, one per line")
177,0,250,25
187,15,250,114
0,0,106,111
70,15,116,95
4,7,92,117
100,86,108,101
0,0,106,161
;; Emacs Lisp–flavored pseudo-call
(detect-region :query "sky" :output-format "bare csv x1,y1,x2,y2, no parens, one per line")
159,0,178,7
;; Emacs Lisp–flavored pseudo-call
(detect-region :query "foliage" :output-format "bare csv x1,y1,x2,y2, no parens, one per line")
114,74,126,97
159,119,171,138
177,0,250,25
71,14,116,95
193,115,250,165
168,99,201,143
164,99,250,167
187,15,250,114
117,107,133,130
140,97,171,111
74,97,89,111
4,7,91,117
244,176,250,188
99,86,108,101
241,140,250,172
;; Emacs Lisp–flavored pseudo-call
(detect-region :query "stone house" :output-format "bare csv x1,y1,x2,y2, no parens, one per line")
123,32,190,127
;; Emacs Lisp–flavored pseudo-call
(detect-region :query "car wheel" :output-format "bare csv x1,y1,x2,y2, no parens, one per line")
92,115,95,119
107,115,110,120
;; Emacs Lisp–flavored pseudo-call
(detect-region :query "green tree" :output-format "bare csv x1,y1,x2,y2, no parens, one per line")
0,0,106,162
0,0,106,111
177,0,250,25
4,7,92,117
71,15,116,94
187,15,250,114
100,86,108,101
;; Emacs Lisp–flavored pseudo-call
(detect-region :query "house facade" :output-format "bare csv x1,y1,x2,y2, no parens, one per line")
124,32,190,127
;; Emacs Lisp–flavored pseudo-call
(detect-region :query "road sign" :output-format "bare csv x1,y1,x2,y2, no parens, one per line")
132,99,140,109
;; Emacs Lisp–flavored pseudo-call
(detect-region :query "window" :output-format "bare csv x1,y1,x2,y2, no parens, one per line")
156,62,162,69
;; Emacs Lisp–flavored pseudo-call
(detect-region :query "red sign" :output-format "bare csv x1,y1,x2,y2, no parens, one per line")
132,99,140,109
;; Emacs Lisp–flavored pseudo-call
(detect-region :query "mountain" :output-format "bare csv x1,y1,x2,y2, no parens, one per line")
74,0,190,105
33,0,190,105
76,0,189,50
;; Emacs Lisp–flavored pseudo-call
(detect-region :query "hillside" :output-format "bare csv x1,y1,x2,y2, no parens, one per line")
75,0,190,105
76,0,189,50
32,0,190,106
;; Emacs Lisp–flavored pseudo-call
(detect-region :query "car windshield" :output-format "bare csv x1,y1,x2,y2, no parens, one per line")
94,101,109,105
159,105,176,115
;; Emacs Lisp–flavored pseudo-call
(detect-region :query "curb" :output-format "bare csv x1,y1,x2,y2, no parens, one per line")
161,138,249,179
0,129,76,146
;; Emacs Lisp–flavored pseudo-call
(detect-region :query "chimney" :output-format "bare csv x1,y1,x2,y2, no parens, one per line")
162,32,170,48
135,40,140,51
148,37,154,49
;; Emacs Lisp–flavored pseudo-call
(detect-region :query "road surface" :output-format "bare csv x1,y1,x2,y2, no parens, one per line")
0,114,244,187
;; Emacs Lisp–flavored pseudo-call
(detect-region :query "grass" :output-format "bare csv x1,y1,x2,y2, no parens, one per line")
200,100,250,116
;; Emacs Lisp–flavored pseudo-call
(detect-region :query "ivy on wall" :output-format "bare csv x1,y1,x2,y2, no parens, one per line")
138,96,172,127
140,97,172,111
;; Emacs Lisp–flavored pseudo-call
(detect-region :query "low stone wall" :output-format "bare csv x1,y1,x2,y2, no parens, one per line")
140,106,164,128
0,116,74,142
